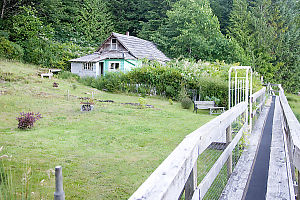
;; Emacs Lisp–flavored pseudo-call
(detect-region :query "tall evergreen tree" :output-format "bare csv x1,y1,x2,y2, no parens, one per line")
227,0,254,64
209,0,233,34
75,0,113,46
138,0,176,41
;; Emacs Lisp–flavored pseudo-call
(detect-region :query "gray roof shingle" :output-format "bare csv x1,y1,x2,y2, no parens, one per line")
112,32,170,62
69,32,170,63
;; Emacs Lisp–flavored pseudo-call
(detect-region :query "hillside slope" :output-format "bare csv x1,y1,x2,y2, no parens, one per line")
0,60,214,199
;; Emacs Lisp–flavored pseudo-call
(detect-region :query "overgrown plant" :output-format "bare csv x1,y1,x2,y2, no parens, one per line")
181,97,193,109
138,97,147,109
16,112,42,129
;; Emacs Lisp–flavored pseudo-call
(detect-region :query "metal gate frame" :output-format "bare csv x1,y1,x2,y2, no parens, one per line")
228,66,253,130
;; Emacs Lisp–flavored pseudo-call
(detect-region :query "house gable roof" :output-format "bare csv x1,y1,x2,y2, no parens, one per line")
97,32,170,62
69,32,170,63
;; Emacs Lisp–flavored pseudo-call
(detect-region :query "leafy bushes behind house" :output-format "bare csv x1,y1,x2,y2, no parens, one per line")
79,60,246,107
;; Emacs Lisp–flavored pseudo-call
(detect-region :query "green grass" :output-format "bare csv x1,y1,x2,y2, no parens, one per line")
0,60,215,199
286,94,300,122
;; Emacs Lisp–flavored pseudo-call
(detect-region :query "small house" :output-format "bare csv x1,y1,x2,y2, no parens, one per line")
69,32,170,77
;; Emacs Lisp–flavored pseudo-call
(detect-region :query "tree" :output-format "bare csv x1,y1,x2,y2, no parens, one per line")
209,0,233,34
154,0,248,63
74,0,113,46
138,0,176,41
227,0,254,64
8,5,53,42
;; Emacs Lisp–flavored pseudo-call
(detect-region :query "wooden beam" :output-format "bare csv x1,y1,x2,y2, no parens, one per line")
129,103,247,200
193,123,247,199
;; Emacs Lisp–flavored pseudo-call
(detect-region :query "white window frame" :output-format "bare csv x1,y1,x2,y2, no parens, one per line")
83,62,94,71
111,38,117,50
108,61,121,72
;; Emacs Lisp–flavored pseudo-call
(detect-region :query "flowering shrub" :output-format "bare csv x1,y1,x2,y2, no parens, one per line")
16,112,42,129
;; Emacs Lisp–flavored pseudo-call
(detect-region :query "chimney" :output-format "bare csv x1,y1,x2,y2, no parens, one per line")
126,31,129,36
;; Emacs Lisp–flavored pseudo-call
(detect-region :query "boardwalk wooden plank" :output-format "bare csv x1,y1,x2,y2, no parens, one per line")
219,104,270,200
266,97,291,200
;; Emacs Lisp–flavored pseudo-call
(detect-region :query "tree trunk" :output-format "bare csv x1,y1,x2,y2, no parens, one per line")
1,0,7,19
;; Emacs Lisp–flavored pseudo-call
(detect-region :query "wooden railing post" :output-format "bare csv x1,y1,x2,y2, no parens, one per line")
226,126,232,177
185,162,197,200
54,166,65,200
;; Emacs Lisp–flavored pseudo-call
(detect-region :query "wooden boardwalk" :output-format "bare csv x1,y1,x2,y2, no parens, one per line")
127,85,300,200
221,96,293,199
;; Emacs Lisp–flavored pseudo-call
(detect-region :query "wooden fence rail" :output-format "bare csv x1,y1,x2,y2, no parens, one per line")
129,87,269,200
250,87,267,130
278,85,300,199
129,102,248,200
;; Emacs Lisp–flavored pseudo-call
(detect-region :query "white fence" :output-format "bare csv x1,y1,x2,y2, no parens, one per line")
278,85,300,199
129,87,267,200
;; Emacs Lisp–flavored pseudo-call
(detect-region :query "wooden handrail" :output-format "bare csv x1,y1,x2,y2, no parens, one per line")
278,86,300,169
129,102,247,200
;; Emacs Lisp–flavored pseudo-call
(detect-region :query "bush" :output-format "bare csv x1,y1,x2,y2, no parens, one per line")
181,97,193,109
16,112,42,129
138,97,147,109
0,37,24,60
57,71,79,80
21,38,93,70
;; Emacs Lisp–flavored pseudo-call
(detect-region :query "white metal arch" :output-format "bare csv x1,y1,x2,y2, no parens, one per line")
228,66,253,128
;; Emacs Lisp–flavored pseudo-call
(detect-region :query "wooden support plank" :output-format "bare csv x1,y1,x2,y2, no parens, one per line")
266,97,292,200
192,123,247,199
185,163,197,200
226,126,232,178
251,87,266,102
129,103,247,200
220,105,269,200
278,87,300,169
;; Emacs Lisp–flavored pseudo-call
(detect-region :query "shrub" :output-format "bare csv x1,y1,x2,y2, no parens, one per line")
138,97,147,109
0,37,24,60
138,86,147,97
16,112,42,129
57,71,79,80
181,97,193,109
166,86,176,98
169,99,174,105
72,84,77,90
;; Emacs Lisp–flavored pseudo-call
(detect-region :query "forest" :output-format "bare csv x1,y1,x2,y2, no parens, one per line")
0,0,299,92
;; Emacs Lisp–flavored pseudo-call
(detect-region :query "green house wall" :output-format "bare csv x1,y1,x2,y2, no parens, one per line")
101,59,137,76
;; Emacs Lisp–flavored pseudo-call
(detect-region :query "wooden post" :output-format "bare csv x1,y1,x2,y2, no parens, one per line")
185,162,197,200
54,166,65,200
226,125,232,178
296,170,300,200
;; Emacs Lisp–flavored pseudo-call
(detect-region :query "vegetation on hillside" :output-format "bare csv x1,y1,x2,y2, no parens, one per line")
0,0,298,92
79,59,262,107
0,60,215,199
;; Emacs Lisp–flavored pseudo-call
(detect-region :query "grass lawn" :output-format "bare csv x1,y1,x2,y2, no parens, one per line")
0,60,215,199
286,93,300,122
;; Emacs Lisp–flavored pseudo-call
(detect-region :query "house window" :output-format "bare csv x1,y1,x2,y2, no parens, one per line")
83,63,93,71
109,62,120,72
111,38,117,50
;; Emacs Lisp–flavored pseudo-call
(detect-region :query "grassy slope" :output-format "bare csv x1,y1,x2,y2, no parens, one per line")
0,60,214,199
286,94,300,122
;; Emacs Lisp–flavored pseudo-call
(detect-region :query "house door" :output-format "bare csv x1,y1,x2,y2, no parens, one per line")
100,62,104,76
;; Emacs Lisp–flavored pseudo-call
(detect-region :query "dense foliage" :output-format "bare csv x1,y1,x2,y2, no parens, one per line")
79,60,262,107
0,0,298,92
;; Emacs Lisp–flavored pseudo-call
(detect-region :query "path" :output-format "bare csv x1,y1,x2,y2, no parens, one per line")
221,96,293,200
